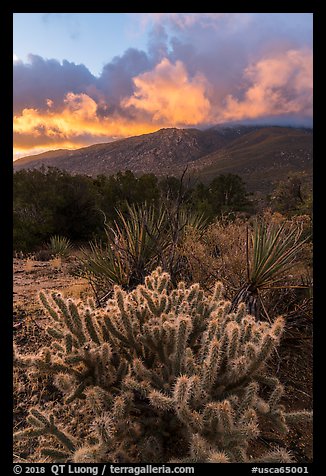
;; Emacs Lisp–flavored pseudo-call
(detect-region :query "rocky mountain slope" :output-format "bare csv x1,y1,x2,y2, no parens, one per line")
14,125,313,192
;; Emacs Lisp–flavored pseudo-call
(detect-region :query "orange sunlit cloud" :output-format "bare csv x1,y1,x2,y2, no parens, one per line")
14,60,212,158
13,92,164,158
123,58,211,125
222,49,313,121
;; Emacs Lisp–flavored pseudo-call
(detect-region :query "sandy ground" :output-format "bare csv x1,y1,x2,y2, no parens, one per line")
13,257,90,314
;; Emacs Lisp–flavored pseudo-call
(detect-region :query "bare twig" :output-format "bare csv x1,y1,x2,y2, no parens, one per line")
246,224,250,282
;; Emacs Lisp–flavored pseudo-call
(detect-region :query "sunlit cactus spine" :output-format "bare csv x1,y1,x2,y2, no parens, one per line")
14,267,312,463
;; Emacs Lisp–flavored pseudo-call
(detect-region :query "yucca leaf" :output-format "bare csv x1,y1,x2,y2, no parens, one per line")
249,220,308,290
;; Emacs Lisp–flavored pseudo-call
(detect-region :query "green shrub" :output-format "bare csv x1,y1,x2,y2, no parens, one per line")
14,268,311,463
47,235,72,258
13,168,104,252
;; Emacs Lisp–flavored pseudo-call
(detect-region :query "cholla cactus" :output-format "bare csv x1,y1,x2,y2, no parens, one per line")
14,267,311,463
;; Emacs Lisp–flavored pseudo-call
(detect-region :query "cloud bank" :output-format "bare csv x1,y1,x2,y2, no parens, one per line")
13,13,313,158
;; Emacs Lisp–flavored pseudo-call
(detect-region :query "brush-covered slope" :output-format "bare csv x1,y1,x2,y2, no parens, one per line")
189,126,313,192
14,125,312,193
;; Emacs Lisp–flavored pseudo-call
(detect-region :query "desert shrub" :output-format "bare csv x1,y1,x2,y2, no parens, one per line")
14,267,311,463
270,172,312,217
260,280,313,331
34,249,53,262
14,168,252,253
179,214,310,320
79,202,206,301
178,216,248,296
47,235,72,259
13,168,103,251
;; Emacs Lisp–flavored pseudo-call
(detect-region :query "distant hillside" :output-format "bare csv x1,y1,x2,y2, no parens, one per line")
188,126,313,192
13,128,226,175
14,125,313,193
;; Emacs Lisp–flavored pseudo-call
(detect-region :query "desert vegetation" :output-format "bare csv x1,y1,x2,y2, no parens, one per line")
13,167,313,463
13,167,254,252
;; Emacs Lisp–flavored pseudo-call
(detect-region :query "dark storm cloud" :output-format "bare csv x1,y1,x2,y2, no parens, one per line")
13,54,95,114
95,48,151,116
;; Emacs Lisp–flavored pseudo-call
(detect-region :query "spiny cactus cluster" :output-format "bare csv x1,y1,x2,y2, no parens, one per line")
14,267,311,463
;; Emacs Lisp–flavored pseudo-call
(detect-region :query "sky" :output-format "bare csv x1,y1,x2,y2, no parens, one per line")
13,13,313,159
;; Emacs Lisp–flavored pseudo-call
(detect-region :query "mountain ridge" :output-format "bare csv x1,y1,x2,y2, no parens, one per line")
14,125,313,193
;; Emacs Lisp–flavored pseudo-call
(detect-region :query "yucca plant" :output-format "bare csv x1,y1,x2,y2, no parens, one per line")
47,235,72,259
231,220,309,317
175,207,207,233
79,238,130,296
79,203,168,301
113,202,168,280
79,202,207,303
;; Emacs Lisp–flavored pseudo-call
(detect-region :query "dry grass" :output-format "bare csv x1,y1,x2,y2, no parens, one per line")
24,258,36,273
49,256,62,270
63,282,91,300
179,217,248,297
179,213,312,316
